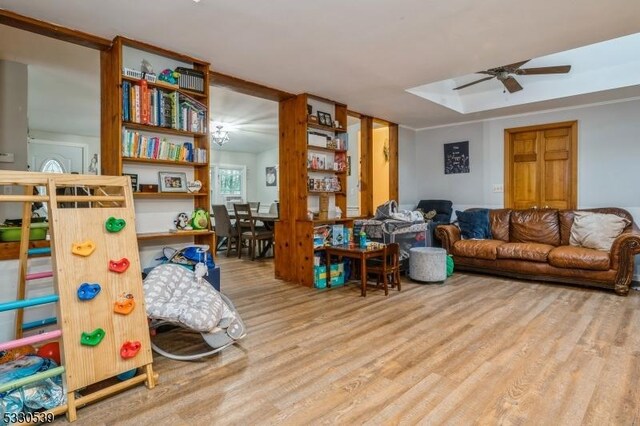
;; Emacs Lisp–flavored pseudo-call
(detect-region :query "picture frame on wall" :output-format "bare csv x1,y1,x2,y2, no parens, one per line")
444,141,470,174
266,166,277,187
158,171,188,192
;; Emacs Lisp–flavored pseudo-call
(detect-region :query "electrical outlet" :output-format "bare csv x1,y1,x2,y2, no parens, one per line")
493,184,504,193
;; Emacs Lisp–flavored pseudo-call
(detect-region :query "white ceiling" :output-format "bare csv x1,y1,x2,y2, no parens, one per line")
210,86,278,154
0,24,100,137
408,33,640,114
1,0,640,128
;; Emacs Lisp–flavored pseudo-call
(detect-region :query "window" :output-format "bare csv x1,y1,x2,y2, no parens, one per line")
218,168,243,196
212,164,247,209
40,158,66,173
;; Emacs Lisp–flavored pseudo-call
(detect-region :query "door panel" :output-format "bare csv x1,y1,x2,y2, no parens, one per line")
541,127,572,209
511,132,539,209
505,121,577,210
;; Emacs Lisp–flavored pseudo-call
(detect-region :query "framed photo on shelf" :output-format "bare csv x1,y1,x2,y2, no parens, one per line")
317,111,333,127
158,171,188,192
122,173,138,192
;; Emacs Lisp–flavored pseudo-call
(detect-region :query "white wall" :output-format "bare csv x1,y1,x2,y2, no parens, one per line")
254,147,279,209
398,126,416,210
409,98,640,278
0,60,28,222
347,122,361,215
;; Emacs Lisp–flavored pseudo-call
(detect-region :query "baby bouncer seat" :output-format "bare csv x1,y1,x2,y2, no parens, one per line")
143,264,246,361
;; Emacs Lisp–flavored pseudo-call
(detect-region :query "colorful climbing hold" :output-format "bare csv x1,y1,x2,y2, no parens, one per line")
80,328,105,346
71,240,96,257
77,283,101,301
117,368,137,381
105,217,126,233
113,296,135,315
120,341,141,359
108,258,130,273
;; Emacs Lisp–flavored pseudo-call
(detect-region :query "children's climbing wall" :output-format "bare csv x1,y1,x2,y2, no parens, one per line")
47,175,154,392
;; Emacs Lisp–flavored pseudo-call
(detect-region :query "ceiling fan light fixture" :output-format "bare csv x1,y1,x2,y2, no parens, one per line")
211,125,230,147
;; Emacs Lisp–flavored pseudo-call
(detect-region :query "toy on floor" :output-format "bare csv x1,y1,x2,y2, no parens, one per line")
0,345,35,364
36,342,60,365
143,264,246,361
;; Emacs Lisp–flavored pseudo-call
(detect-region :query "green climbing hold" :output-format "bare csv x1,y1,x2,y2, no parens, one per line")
446,255,454,277
80,328,105,346
105,217,126,233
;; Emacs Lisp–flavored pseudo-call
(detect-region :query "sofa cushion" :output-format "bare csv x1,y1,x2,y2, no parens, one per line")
490,209,511,242
496,243,554,263
510,209,560,246
569,212,630,252
453,239,504,260
548,246,610,271
456,209,492,239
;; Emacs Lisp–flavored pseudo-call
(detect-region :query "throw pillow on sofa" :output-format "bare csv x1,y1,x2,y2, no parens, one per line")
456,209,492,239
569,211,630,252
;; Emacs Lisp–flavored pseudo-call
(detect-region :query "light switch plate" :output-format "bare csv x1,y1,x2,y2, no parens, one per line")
0,153,15,163
493,184,504,193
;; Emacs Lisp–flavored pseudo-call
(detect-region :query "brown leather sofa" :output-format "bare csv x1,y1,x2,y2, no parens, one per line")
436,208,640,295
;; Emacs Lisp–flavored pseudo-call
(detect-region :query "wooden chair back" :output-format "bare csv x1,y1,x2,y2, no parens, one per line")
233,203,255,235
212,204,236,238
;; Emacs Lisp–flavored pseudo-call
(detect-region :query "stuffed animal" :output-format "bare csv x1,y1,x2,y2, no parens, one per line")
195,262,208,285
158,68,180,85
191,208,209,230
174,212,191,230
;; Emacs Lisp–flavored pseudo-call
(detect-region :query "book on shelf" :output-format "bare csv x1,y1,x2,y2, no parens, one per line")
308,176,341,192
121,129,207,163
121,77,206,133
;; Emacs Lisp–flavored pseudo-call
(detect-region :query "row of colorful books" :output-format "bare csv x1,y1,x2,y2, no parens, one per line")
122,79,207,133
121,130,207,163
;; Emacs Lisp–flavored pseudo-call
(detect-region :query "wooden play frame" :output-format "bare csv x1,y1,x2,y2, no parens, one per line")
0,171,156,422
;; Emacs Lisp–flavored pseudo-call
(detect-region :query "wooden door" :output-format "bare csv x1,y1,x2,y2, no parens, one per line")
505,121,577,209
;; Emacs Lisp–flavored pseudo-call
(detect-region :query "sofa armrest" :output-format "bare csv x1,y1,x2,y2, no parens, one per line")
610,230,640,295
436,224,460,253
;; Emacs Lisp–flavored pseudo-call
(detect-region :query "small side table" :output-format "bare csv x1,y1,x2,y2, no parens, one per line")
409,247,447,282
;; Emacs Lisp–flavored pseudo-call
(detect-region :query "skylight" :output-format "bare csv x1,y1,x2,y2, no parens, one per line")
406,32,640,114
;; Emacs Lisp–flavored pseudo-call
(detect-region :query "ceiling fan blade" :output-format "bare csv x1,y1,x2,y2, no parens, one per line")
453,76,495,90
501,76,523,93
502,60,530,72
517,65,571,75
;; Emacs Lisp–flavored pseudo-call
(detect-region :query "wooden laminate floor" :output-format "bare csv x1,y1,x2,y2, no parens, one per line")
62,256,640,425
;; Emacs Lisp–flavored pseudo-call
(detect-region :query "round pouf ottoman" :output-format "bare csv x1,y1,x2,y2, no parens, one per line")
409,247,447,283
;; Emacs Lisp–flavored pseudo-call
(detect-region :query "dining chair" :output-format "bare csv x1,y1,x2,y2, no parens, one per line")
233,203,273,260
248,201,260,212
268,202,279,216
211,204,239,257
367,243,401,295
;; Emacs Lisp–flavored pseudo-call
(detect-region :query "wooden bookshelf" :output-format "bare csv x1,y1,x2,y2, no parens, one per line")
123,157,209,167
307,120,347,133
101,36,215,254
307,168,346,175
137,230,214,241
123,121,207,138
133,192,207,199
307,145,347,154
275,93,350,287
